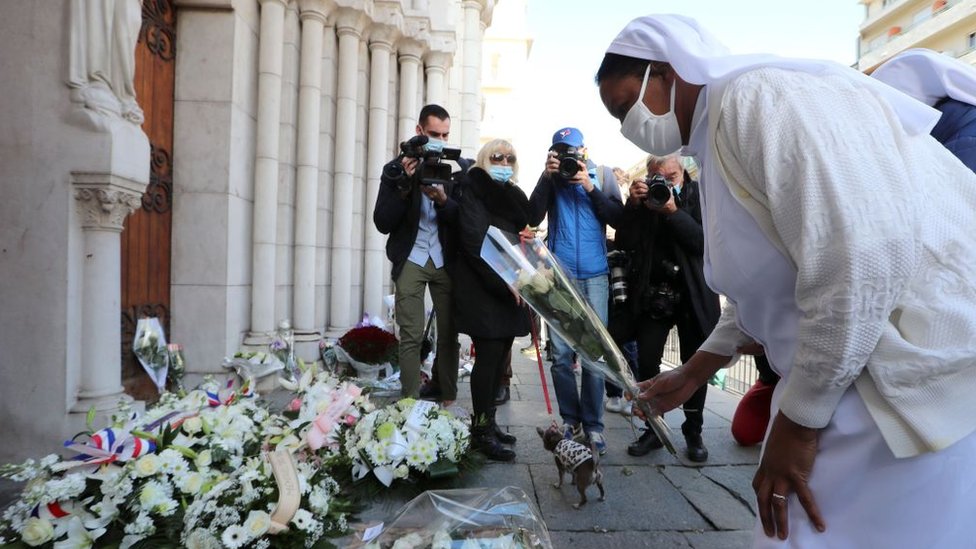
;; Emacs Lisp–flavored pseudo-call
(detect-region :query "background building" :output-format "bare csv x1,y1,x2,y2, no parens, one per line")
0,0,495,462
856,0,976,71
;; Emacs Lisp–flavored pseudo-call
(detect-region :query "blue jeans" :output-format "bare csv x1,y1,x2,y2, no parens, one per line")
550,275,608,434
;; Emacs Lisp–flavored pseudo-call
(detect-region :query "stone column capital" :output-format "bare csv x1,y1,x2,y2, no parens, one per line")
335,6,369,38
73,173,146,231
369,23,400,50
424,50,453,73
298,0,335,24
398,37,426,63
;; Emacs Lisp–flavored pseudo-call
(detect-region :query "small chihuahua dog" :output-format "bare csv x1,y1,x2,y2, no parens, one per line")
536,422,605,509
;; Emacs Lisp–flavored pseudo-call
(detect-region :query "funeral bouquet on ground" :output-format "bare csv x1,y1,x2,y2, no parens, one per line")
355,487,552,549
343,399,470,488
333,323,399,381
132,317,169,394
480,226,677,455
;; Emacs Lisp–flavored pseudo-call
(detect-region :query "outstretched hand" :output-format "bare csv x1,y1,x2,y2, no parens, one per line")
635,366,703,416
753,412,825,540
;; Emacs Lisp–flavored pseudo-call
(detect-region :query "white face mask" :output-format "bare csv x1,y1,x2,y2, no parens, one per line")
620,64,683,156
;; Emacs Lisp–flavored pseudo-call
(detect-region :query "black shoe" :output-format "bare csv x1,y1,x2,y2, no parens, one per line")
684,433,709,463
491,421,517,445
471,427,516,461
627,429,664,456
493,385,511,405
419,383,442,401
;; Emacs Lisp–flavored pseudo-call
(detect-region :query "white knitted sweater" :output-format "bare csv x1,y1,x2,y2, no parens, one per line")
699,67,976,457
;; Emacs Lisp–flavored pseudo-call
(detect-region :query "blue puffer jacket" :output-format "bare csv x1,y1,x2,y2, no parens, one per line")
527,166,623,280
932,98,976,173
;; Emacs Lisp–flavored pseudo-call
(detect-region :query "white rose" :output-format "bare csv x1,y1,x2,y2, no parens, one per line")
243,510,271,539
194,450,212,469
134,454,159,477
394,464,409,479
182,416,203,435
178,472,205,495
529,272,551,293
20,517,54,546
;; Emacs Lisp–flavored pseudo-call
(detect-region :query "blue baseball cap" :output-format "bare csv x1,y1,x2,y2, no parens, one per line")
551,127,584,148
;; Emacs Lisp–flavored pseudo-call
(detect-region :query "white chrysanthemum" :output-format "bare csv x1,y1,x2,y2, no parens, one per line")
157,449,189,475
431,529,453,549
220,524,248,549
123,513,155,537
139,480,177,515
405,438,437,469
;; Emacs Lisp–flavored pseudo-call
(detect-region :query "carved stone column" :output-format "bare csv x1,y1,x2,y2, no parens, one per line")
424,50,452,107
328,7,368,331
248,0,289,340
293,0,334,343
72,174,145,411
460,0,487,156
364,23,399,320
397,38,425,141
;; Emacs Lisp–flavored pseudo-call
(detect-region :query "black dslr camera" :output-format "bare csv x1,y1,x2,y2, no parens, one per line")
553,146,586,179
641,258,682,319
645,174,673,207
383,135,463,189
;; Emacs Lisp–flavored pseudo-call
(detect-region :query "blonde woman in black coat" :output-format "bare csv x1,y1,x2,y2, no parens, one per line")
451,139,531,461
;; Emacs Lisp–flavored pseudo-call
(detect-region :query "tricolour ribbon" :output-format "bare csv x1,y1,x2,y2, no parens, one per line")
54,427,156,471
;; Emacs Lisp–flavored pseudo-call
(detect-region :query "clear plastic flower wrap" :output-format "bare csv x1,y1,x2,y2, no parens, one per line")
356,487,552,548
479,226,677,455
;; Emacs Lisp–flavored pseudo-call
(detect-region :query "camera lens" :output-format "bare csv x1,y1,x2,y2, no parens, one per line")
558,157,580,179
610,265,628,303
646,175,672,206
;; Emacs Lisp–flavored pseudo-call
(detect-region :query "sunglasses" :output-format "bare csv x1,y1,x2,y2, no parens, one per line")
489,153,517,163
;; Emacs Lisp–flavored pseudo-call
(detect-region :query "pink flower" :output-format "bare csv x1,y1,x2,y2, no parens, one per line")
344,415,357,426
287,398,303,412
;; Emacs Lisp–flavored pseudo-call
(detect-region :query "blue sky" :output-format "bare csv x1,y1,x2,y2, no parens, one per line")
510,1,866,173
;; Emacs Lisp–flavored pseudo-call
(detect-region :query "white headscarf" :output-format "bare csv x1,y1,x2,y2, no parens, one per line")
605,14,939,136
871,48,976,108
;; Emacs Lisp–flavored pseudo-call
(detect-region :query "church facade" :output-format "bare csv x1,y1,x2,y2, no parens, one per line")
0,0,495,462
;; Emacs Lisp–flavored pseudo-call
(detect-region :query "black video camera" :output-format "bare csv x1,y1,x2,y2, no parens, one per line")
383,135,463,188
553,146,586,179
645,174,672,207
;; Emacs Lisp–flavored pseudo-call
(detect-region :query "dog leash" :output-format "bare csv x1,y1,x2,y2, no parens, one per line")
528,310,553,415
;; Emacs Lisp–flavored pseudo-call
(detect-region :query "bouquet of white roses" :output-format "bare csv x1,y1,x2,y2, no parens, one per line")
480,226,677,455
133,317,169,394
343,399,469,488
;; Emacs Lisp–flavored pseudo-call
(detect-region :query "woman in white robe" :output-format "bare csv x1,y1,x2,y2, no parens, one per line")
595,14,976,547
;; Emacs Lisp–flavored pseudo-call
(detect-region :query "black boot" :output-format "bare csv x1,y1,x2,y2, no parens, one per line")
493,385,511,405
627,428,663,456
684,433,709,463
471,425,515,462
488,410,516,445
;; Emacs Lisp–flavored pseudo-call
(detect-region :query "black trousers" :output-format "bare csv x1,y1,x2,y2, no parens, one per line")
609,305,708,436
470,336,514,422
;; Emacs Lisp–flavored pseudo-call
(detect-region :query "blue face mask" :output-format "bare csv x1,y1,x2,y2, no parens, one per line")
423,138,445,154
487,166,513,183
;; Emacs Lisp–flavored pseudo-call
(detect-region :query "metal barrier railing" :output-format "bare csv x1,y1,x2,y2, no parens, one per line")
659,328,758,396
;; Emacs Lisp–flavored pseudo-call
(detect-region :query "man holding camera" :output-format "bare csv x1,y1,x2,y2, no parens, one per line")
373,104,469,402
528,127,623,454
609,153,720,462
